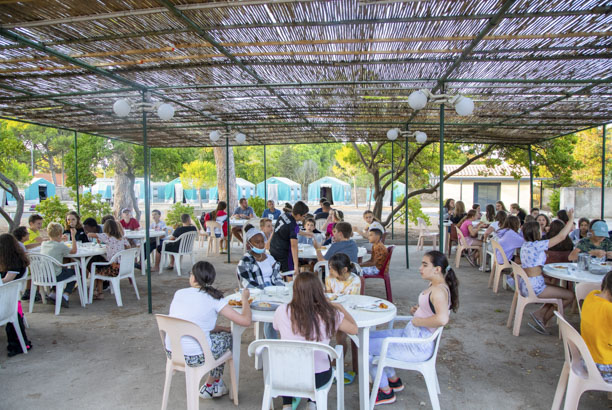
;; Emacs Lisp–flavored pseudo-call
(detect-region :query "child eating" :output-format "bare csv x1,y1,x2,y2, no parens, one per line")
359,228,388,275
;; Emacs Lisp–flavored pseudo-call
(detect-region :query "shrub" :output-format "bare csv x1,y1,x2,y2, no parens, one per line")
35,196,70,226
548,189,560,214
248,196,266,217
70,192,112,222
396,195,430,226
166,202,196,229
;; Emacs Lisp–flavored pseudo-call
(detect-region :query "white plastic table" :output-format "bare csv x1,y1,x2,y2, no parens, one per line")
228,292,396,410
542,263,606,284
124,229,166,271
298,245,368,260
230,218,275,226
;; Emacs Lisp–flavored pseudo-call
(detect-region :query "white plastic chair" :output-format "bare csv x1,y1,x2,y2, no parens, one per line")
506,262,564,336
90,248,140,307
160,231,198,276
155,314,238,410
416,217,439,251
0,280,28,356
313,261,329,282
28,254,84,315
315,218,327,232
574,282,601,316
247,339,344,410
551,311,612,410
369,316,443,410
455,227,481,268
488,239,511,293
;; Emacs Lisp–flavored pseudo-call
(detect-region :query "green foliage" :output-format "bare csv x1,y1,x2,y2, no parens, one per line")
0,121,31,187
65,134,109,190
548,189,561,214
248,196,266,217
395,195,430,226
35,196,70,226
166,202,196,229
70,192,111,221
180,160,216,192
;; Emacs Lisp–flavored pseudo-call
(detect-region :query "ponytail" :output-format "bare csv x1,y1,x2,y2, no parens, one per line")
191,261,224,300
424,250,459,312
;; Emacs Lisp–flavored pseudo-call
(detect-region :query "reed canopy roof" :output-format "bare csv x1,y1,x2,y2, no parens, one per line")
0,0,610,147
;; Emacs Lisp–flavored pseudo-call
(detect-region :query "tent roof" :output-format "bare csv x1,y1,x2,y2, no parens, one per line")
0,1,610,147
262,177,300,187
236,177,255,187
311,176,351,187
30,177,53,185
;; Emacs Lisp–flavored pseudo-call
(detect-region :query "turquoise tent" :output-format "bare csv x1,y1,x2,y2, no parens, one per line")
209,178,256,201
164,178,208,203
256,177,301,203
22,178,55,202
367,182,406,204
307,176,351,205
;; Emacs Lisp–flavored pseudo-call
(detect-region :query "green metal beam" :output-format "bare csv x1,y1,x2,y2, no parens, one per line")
602,124,607,220
439,104,445,253
528,145,534,211
391,141,394,240
142,91,153,314
404,132,409,269
74,131,80,214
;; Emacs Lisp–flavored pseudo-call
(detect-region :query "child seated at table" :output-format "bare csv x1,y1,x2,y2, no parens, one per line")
86,219,131,300
119,208,140,231
260,218,273,243
41,223,78,307
167,261,252,399
359,228,388,275
298,218,321,246
369,250,459,405
24,214,44,249
580,270,612,384
353,209,384,238
237,225,284,288
204,201,228,250
316,222,359,263
273,271,357,410
323,209,344,245
64,211,89,243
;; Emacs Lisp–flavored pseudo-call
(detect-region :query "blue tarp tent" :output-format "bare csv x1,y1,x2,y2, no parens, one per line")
21,178,56,202
366,182,406,204
209,178,256,201
307,176,351,205
164,178,209,203
256,177,301,203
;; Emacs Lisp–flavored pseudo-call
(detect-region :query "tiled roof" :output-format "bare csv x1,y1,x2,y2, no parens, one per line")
444,164,529,178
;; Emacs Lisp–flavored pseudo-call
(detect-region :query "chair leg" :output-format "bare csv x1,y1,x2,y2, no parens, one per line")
562,375,584,410
89,274,96,304
29,284,36,313
161,361,173,410
351,340,359,373
185,370,200,410
227,357,239,405
488,260,496,288
512,299,526,337
455,246,463,268
54,283,65,315
384,276,393,303
261,386,272,410
551,362,569,410
369,358,385,410
176,255,182,276
422,368,441,410
12,317,28,354
111,279,123,307
493,267,503,294
131,275,140,300
506,292,517,328
315,390,328,410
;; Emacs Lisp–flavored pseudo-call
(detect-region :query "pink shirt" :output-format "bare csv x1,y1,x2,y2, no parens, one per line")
273,304,343,373
459,220,473,239
414,286,450,332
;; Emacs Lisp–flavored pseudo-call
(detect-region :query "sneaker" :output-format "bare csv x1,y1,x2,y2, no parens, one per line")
212,379,228,398
388,377,404,392
61,297,69,309
375,388,396,405
21,290,30,301
199,384,214,399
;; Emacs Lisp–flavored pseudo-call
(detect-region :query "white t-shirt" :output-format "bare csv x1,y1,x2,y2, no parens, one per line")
256,256,276,284
165,287,228,356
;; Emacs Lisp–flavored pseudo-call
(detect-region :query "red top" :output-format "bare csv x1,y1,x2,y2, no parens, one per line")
120,218,140,231
204,210,228,237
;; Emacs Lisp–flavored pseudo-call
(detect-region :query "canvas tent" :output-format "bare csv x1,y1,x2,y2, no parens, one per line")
367,182,406,205
163,178,209,203
10,178,57,202
308,176,351,205
209,178,255,201
256,177,302,203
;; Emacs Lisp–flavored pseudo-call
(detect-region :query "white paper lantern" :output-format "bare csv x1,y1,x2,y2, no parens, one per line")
454,96,474,116
113,99,131,117
386,128,399,141
157,103,175,120
235,132,246,144
209,130,221,142
415,131,428,143
408,90,428,110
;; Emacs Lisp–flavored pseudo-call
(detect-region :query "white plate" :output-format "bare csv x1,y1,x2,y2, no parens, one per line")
352,303,390,312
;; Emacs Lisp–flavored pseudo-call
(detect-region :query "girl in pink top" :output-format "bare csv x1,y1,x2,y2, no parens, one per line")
369,250,459,406
273,271,357,410
458,209,485,265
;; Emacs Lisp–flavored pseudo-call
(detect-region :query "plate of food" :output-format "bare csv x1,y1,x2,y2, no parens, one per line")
251,301,280,311
352,302,390,312
227,298,254,307
552,265,567,270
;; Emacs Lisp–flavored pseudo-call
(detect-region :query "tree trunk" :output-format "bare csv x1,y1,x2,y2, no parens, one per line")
112,153,141,221
214,146,238,213
371,169,384,221
198,187,203,209
0,171,24,231
49,156,57,186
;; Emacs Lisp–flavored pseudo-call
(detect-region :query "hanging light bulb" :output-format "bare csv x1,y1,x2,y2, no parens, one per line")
386,128,399,141
209,130,221,142
415,131,428,143
454,96,474,116
157,103,175,120
113,99,131,117
408,90,428,110
235,132,246,144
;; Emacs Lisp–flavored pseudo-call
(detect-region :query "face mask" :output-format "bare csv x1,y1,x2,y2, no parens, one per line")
251,246,265,254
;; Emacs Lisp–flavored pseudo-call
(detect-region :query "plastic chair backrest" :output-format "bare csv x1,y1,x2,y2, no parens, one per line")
554,311,606,383
177,231,197,254
428,326,444,363
449,223,458,242
313,261,329,280
315,219,327,232
575,283,601,316
247,339,338,397
510,261,536,298
155,314,214,368
456,226,468,247
206,221,223,236
0,280,21,327
110,248,139,276
417,217,427,231
490,239,510,267
380,245,395,276
29,254,64,285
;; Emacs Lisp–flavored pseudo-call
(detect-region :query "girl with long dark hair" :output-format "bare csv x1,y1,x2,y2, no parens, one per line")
64,211,89,242
166,261,251,399
273,271,357,409
369,250,459,405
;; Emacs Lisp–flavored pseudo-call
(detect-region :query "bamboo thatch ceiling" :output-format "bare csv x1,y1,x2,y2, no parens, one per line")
0,0,610,147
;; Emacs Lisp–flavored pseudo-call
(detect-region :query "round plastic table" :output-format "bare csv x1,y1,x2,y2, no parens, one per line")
542,263,606,284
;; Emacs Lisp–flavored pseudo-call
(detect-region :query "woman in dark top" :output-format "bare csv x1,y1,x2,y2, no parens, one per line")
547,220,574,252
510,203,527,225
64,211,89,242
450,200,466,225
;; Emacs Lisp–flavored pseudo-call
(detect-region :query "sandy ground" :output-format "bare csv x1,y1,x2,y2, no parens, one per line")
1,243,609,410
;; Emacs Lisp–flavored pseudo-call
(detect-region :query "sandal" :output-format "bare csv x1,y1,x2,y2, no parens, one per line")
529,313,550,335
344,371,356,385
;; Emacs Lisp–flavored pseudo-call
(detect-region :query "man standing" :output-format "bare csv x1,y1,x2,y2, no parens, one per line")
231,198,256,244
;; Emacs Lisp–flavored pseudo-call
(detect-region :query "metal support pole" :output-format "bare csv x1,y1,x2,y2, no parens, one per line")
404,135,409,269
226,135,231,263
391,141,394,240
74,131,80,214
142,91,152,314
602,124,607,220
264,144,267,203
439,104,445,253
528,145,534,211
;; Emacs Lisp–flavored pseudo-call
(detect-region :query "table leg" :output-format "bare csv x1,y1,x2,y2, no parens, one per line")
140,243,146,276
231,323,246,393
481,241,487,271
80,257,90,306
358,326,370,410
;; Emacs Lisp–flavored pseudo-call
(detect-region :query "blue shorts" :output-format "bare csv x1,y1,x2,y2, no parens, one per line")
518,275,546,297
